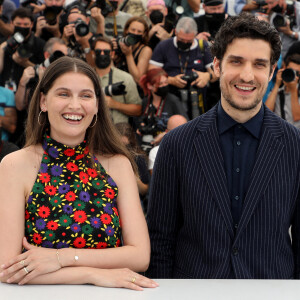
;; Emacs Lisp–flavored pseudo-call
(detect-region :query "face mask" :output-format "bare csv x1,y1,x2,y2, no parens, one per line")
205,13,225,36
149,10,164,24
127,33,143,45
154,85,169,98
109,0,119,10
177,40,192,51
14,26,30,38
95,53,111,69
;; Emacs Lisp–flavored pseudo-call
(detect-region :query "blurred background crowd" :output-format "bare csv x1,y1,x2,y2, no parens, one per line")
0,0,299,213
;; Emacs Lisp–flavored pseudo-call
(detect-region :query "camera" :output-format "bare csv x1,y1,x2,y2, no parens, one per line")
44,5,63,25
181,72,199,86
103,81,127,96
282,68,299,82
138,113,168,153
72,18,89,37
94,0,114,17
5,32,25,54
116,34,141,47
270,0,295,29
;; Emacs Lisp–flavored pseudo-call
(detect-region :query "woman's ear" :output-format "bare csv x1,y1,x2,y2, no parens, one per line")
147,82,154,91
40,92,47,112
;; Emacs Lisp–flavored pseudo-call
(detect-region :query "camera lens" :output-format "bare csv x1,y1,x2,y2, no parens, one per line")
282,68,296,82
272,14,286,28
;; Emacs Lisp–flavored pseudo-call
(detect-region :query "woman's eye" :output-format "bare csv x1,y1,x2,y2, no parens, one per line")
82,94,93,99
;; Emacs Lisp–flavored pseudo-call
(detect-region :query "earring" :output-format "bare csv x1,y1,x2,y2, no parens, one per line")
89,114,98,128
38,110,45,126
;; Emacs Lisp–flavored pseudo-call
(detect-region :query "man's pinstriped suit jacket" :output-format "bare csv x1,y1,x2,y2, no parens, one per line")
146,104,300,279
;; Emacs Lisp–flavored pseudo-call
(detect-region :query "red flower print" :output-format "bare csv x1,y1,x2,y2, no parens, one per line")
87,168,97,178
66,162,78,172
100,214,111,225
65,191,76,202
116,239,121,247
104,188,115,199
112,207,119,217
74,237,86,248
64,149,75,156
39,173,50,183
96,242,107,249
79,171,89,184
38,205,50,218
84,147,89,155
74,210,87,223
33,233,42,245
75,154,84,160
45,185,57,196
25,210,29,220
47,220,58,230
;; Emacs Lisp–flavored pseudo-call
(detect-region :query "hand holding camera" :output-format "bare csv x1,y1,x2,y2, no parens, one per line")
169,73,188,88
190,69,210,88
19,66,35,87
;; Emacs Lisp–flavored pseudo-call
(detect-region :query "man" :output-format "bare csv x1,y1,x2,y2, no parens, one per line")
147,13,300,279
0,8,45,89
149,17,216,118
146,0,172,51
265,53,300,129
93,36,142,124
195,0,227,41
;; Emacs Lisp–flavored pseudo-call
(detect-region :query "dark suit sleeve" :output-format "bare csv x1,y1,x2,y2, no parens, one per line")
292,178,300,279
146,134,181,278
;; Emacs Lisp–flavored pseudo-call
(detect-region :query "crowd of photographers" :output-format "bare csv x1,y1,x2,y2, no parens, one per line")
0,0,300,211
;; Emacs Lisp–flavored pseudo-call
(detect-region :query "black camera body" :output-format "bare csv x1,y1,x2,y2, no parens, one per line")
94,0,114,17
104,81,127,97
73,18,89,37
182,72,198,86
117,35,141,47
5,32,25,54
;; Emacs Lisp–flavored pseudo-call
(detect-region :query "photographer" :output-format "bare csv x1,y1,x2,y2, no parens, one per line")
164,0,200,17
34,0,65,42
62,5,94,63
265,53,300,129
0,8,45,89
93,36,142,124
137,67,188,153
145,0,173,51
266,0,300,58
115,16,152,84
149,17,216,118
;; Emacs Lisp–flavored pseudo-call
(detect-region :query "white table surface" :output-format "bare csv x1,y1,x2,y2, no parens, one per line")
1,279,300,300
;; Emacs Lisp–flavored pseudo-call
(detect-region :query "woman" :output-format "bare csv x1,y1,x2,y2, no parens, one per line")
0,57,157,290
116,16,152,84
136,68,188,151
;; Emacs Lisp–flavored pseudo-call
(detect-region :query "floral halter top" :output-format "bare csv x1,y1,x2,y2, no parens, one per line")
25,134,122,249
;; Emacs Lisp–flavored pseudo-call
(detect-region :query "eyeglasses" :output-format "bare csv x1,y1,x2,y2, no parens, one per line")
95,49,111,55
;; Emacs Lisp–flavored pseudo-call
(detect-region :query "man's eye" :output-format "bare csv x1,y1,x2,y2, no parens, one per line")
256,63,266,68
59,92,68,97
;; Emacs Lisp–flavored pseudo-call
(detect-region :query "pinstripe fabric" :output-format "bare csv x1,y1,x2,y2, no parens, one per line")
146,104,300,279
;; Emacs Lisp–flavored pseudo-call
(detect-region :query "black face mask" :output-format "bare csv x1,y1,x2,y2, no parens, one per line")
177,40,192,51
149,10,164,24
109,0,119,10
95,53,111,69
205,12,225,37
127,33,143,45
14,26,30,38
154,85,169,98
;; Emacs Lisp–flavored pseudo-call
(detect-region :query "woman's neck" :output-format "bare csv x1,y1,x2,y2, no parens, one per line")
151,93,162,107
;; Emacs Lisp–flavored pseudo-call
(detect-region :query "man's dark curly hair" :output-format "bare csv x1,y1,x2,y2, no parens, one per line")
211,13,281,67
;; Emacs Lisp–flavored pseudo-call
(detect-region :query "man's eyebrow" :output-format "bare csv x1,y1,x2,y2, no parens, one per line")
226,55,269,63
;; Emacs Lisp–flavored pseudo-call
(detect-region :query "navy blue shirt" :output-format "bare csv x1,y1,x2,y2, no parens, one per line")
217,103,264,229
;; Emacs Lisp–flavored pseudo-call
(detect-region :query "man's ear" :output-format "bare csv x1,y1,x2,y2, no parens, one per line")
213,57,221,77
40,92,47,112
44,51,50,59
269,64,277,82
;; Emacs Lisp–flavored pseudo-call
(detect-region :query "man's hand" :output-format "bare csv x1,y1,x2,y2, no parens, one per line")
168,74,187,88
196,32,211,41
277,19,293,36
35,16,47,37
105,95,118,109
19,66,35,87
29,3,46,14
191,69,210,88
91,6,104,24
155,25,173,41
62,23,75,41
12,51,32,68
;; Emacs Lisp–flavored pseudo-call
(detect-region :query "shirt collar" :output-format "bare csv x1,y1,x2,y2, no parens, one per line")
173,37,198,51
217,102,264,139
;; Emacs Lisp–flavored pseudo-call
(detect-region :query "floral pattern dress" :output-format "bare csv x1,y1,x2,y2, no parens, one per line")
25,134,122,249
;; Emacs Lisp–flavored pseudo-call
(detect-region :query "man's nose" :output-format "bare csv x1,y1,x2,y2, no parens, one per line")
240,63,255,83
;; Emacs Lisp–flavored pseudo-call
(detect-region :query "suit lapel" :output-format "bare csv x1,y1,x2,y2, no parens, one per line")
234,108,284,242
194,107,234,239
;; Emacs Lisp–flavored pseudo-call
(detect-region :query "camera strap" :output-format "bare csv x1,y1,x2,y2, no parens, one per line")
178,51,190,74
144,97,166,118
279,89,286,120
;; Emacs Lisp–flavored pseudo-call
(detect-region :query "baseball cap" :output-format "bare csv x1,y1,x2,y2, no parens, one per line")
204,0,223,6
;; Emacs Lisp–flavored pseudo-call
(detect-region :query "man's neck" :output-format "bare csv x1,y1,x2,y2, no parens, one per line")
96,65,112,77
220,98,262,124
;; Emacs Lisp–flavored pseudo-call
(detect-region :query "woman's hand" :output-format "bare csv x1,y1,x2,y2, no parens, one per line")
0,237,61,285
119,41,132,56
90,268,159,291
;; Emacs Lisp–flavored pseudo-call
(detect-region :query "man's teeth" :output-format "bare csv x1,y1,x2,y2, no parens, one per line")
63,114,83,121
235,85,255,91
